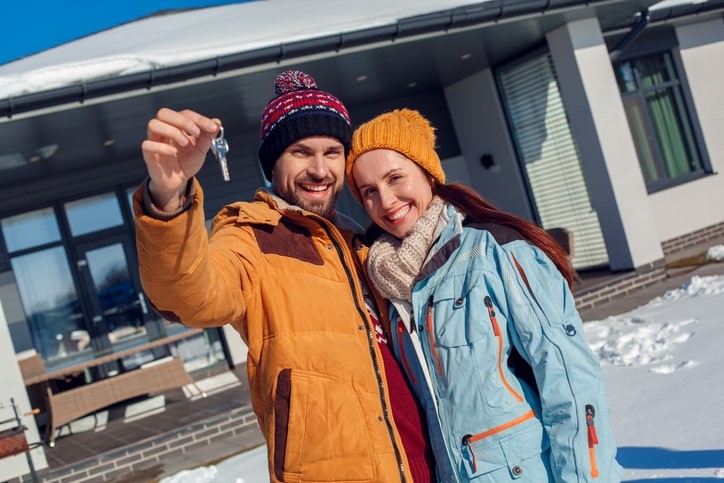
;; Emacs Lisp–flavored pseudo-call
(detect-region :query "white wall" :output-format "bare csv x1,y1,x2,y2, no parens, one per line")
0,301,48,481
547,17,664,270
444,70,535,221
648,17,724,241
222,325,249,366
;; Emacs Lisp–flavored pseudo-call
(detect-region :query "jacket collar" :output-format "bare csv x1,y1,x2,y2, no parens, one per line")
414,203,463,285
242,188,362,234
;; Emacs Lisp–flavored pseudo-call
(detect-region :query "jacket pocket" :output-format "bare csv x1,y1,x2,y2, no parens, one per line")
272,368,375,482
431,282,487,348
460,413,550,479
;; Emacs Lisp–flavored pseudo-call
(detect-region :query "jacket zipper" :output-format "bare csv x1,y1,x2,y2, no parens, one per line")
319,219,407,482
461,410,536,473
397,320,416,384
484,296,523,403
586,404,600,478
426,297,444,376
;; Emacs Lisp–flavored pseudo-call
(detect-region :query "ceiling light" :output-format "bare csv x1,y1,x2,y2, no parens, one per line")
0,144,59,171
35,144,59,159
356,75,367,82
0,153,27,170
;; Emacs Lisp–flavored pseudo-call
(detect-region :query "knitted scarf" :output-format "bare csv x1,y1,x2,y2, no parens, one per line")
367,196,447,302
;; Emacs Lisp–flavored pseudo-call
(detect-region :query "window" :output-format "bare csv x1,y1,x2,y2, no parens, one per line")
615,52,705,191
1,207,61,252
65,192,124,236
498,53,608,269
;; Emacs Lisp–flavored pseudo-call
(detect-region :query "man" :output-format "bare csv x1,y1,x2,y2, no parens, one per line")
133,71,434,482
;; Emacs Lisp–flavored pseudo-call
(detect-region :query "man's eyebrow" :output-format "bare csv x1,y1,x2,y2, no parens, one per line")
290,141,344,152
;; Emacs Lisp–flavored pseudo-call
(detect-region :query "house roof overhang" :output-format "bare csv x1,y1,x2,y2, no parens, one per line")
0,0,721,207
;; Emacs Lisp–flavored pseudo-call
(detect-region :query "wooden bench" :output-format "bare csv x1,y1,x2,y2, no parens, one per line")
44,357,201,446
19,330,207,446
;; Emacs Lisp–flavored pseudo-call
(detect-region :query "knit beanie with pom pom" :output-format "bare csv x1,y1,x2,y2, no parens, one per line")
258,70,352,181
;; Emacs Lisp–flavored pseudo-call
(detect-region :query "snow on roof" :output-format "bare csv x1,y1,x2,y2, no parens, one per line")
0,0,482,99
0,0,708,100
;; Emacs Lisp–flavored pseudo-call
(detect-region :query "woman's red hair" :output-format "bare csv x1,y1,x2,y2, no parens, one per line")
434,182,575,289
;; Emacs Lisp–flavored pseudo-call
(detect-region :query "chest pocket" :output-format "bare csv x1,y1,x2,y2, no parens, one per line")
430,277,490,348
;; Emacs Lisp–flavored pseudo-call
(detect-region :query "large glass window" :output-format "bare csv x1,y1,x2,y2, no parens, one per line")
1,207,61,252
615,52,705,191
10,247,87,365
65,193,124,236
1,190,227,376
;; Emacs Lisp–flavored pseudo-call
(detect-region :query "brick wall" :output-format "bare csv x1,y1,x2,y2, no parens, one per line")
10,405,262,483
661,221,724,256
574,266,667,313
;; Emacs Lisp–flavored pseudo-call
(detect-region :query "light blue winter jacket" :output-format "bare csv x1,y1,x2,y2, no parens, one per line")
385,203,623,482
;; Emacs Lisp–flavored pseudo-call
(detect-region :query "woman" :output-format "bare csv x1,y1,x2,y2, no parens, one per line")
346,109,623,482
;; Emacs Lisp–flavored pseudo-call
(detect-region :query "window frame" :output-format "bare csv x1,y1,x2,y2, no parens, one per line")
611,29,712,194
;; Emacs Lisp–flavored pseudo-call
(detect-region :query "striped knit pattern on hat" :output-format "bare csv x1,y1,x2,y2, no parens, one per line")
258,70,352,181
346,108,445,204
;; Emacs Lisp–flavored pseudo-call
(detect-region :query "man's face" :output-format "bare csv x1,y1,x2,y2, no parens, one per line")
271,136,346,218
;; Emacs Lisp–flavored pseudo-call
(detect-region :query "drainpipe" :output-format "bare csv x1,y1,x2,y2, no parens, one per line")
609,9,650,62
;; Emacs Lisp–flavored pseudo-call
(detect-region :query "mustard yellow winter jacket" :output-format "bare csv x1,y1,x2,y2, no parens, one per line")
133,179,411,483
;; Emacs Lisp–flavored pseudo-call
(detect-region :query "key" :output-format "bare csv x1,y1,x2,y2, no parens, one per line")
210,126,231,181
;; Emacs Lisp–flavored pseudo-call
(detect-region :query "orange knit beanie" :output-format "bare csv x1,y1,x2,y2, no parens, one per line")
345,108,445,204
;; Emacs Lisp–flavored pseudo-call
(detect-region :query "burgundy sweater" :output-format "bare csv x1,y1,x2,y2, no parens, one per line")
366,293,436,483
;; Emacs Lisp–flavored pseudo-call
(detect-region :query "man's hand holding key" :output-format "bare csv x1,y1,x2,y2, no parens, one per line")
141,108,222,212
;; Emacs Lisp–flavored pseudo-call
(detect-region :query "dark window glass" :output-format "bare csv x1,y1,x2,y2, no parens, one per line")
615,52,704,190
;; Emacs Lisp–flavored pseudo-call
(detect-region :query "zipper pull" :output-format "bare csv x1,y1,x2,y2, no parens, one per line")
484,296,500,336
462,434,477,473
585,404,599,445
585,404,600,478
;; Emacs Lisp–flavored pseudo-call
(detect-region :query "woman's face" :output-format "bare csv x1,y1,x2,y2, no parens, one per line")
352,149,434,239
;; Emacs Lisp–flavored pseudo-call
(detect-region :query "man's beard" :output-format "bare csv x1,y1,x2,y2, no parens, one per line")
274,176,341,218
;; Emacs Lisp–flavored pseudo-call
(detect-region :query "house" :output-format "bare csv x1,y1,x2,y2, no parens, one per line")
1,1,722,480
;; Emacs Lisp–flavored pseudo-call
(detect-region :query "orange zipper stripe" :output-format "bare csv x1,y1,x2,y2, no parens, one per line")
426,302,443,376
467,410,536,443
485,296,524,402
495,324,524,403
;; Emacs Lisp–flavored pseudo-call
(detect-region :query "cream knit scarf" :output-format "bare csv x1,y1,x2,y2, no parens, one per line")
367,196,447,302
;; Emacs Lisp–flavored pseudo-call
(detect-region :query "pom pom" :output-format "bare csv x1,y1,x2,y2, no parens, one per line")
399,108,436,146
274,70,317,96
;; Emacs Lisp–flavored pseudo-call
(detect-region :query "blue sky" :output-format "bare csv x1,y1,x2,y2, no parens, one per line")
2,1,249,66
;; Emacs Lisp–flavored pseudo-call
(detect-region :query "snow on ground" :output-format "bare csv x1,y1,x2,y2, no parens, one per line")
162,250,724,482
